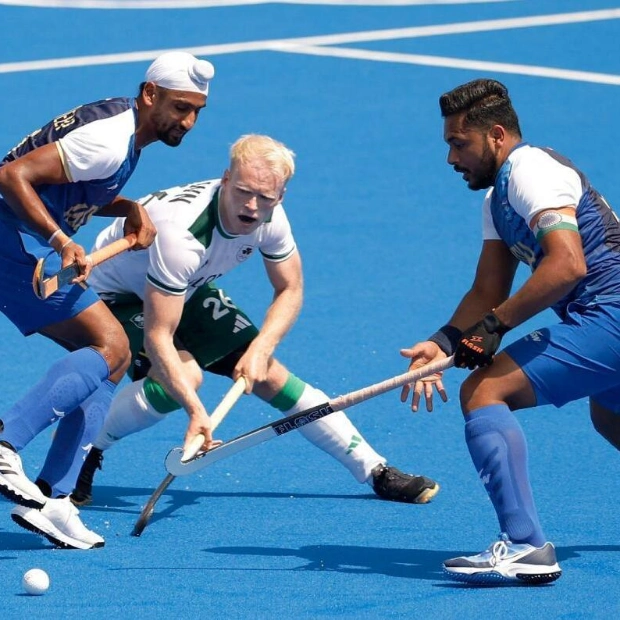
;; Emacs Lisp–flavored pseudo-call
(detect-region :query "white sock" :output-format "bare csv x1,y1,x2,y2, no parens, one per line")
284,384,385,483
94,379,168,451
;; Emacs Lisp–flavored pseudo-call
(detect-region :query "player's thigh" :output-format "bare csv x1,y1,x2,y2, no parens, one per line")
503,301,620,409
175,282,259,371
590,384,620,443
0,227,103,337
41,298,129,353
460,352,535,413
104,294,151,379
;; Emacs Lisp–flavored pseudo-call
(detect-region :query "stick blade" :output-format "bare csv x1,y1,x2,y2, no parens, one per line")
32,259,80,300
131,508,154,537
131,473,175,537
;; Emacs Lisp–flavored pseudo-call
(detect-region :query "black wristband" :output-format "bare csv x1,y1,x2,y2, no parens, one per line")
482,312,511,336
428,324,463,356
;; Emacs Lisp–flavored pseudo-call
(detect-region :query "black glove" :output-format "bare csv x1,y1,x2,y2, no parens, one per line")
454,312,511,370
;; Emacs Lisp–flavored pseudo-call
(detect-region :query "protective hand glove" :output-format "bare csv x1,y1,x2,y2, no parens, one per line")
454,312,511,369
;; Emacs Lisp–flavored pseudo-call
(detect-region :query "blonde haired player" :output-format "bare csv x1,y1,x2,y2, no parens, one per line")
69,134,439,507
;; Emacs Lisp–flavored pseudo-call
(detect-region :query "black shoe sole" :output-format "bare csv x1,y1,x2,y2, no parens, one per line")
0,484,45,509
374,481,440,504
11,512,105,550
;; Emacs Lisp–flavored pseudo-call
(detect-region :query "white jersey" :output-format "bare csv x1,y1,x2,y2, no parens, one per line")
481,144,582,240
89,179,297,300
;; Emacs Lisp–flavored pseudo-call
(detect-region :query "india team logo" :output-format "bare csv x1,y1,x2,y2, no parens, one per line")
236,245,254,262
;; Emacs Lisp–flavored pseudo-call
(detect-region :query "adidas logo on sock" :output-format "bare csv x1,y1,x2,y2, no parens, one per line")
233,315,251,334
346,434,362,454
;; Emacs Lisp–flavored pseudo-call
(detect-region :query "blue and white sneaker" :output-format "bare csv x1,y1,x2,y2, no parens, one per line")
443,533,562,585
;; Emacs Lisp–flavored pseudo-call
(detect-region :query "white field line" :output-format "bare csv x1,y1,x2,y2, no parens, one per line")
0,8,619,85
0,0,515,7
275,44,620,85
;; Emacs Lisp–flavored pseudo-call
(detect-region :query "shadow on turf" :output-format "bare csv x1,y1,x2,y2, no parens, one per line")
202,543,620,582
82,484,379,521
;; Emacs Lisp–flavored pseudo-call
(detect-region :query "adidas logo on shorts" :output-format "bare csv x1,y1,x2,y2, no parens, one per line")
233,315,251,333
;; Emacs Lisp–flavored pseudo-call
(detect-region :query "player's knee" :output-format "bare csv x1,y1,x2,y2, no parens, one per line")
178,350,202,389
253,358,286,394
459,372,484,414
102,326,132,377
459,370,505,414
185,362,203,390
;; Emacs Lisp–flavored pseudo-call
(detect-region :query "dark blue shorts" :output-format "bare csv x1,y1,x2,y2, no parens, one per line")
0,218,100,335
504,300,620,413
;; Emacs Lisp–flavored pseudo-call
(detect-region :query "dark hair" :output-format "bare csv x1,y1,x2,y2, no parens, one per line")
439,78,522,137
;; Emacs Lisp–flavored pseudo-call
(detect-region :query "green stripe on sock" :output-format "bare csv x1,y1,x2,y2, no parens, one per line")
143,378,181,414
269,374,306,412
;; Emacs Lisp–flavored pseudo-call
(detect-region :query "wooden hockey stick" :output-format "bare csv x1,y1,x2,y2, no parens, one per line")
32,233,137,300
131,377,246,537
165,356,454,478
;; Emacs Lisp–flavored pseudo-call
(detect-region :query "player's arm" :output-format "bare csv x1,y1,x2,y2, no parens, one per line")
401,239,518,409
454,206,585,369
448,238,519,330
492,206,585,327
0,143,84,262
96,196,157,250
143,283,215,449
234,250,303,393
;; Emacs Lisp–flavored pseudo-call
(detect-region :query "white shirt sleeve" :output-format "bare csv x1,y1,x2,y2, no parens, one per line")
507,148,583,226
258,204,297,261
481,189,500,240
146,224,204,294
56,111,134,182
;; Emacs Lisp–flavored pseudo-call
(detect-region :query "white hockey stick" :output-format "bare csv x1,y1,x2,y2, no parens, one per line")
165,356,454,477
131,377,246,537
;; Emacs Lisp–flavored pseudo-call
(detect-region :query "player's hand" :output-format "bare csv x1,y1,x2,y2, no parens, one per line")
400,342,449,412
183,412,222,459
234,344,271,394
60,240,91,283
454,312,511,369
123,200,157,250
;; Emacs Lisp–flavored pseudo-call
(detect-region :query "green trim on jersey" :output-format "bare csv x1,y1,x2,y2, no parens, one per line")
146,274,186,295
260,247,296,261
188,190,219,247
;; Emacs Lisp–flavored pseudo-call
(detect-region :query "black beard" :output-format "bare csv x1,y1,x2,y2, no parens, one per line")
157,130,184,147
467,144,497,190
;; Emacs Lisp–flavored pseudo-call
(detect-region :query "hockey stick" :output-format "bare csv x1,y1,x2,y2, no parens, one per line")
32,233,137,300
165,356,454,477
130,376,246,537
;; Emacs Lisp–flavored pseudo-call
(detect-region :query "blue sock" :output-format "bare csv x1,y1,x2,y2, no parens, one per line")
465,404,546,547
0,348,110,451
37,379,116,497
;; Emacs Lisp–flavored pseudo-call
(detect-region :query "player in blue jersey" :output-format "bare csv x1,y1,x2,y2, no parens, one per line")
0,51,214,549
400,78,620,585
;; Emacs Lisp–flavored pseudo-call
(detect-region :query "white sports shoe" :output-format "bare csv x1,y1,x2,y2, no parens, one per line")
0,443,47,508
11,497,105,550
443,533,562,585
